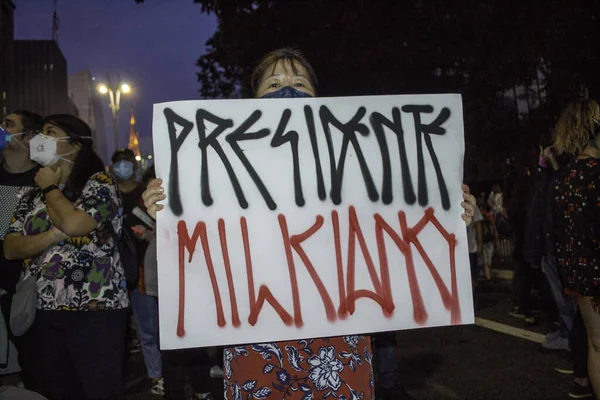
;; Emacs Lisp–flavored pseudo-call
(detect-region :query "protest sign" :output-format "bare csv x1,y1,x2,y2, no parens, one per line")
152,94,473,350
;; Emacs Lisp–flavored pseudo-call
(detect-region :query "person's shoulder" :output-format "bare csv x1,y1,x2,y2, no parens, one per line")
87,171,117,186
0,164,39,186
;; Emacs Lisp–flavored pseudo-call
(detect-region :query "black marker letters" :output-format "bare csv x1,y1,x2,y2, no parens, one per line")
163,102,454,214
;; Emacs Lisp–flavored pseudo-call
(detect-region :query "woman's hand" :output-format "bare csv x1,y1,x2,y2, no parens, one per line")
461,184,477,227
142,178,166,219
35,166,62,190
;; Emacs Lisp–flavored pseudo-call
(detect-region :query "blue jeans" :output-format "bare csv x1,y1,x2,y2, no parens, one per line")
131,289,162,379
542,256,576,339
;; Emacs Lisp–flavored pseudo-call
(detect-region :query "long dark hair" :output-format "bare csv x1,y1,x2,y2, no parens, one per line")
31,114,105,202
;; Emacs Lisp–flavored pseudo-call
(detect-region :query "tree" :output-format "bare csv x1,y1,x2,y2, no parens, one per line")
136,0,600,180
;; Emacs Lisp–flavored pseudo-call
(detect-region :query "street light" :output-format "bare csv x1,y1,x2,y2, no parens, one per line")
96,75,132,155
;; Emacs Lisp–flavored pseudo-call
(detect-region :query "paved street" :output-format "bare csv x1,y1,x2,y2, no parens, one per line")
124,278,577,399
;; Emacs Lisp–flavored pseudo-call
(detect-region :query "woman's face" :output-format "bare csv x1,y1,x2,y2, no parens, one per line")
42,123,80,162
255,59,316,98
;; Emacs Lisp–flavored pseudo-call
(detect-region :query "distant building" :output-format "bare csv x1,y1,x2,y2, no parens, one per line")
68,70,108,163
0,0,15,117
11,40,68,116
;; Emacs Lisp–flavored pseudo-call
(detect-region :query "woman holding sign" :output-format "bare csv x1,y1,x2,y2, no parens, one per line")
144,48,477,399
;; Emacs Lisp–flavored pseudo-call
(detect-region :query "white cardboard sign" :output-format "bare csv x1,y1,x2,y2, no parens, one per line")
152,94,473,350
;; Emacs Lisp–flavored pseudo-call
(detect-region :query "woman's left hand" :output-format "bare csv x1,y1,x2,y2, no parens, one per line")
461,184,477,227
35,166,62,190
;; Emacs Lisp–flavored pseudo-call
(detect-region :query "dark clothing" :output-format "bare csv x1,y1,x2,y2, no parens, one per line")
554,159,600,297
119,183,149,290
0,164,38,294
524,168,557,266
120,183,145,228
469,252,479,279
162,348,212,400
19,309,128,400
571,308,588,379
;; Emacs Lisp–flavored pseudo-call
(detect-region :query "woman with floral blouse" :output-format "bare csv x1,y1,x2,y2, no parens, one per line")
4,114,128,399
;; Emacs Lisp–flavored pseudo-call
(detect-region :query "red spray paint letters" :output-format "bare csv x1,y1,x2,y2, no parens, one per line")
175,206,460,338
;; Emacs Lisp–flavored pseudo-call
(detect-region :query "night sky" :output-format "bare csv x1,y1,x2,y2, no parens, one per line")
13,0,217,161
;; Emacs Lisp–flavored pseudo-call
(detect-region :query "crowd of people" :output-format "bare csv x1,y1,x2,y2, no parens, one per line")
0,47,597,400
466,99,600,400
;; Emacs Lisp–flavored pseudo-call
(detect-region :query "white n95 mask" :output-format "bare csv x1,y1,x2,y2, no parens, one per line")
29,133,74,167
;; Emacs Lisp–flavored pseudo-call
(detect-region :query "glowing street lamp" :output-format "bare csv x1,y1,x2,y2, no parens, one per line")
96,75,132,154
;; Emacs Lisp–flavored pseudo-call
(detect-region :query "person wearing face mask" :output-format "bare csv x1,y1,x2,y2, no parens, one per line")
553,99,600,399
142,48,479,400
3,114,128,399
110,149,165,395
0,110,43,381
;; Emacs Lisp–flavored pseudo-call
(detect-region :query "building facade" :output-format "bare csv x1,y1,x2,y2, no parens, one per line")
11,40,68,116
68,70,108,162
0,0,15,117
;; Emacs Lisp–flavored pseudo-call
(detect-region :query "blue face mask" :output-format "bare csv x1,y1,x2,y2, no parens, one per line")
261,86,313,99
113,160,135,181
0,126,12,151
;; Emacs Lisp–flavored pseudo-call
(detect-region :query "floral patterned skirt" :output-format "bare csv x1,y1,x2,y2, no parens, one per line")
224,336,374,399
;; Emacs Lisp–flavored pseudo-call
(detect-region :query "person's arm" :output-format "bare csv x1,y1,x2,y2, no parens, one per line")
44,189,97,237
4,228,66,260
34,166,97,237
73,172,120,231
2,188,63,260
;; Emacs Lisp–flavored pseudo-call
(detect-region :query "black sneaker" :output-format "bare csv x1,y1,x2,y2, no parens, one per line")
569,381,594,399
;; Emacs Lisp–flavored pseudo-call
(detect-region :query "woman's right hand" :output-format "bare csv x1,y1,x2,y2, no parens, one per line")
142,178,166,219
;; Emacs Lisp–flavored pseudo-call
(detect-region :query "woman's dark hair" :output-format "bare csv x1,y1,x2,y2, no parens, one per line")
43,114,105,202
112,148,136,164
250,48,318,97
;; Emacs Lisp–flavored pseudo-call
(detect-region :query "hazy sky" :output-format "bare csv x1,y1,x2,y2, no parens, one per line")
13,0,217,160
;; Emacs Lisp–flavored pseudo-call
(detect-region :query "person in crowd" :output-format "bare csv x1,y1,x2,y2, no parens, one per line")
507,161,546,325
553,98,600,398
0,111,43,381
130,164,163,396
467,199,484,288
477,200,498,285
487,184,504,215
142,48,478,400
524,145,575,352
3,114,129,399
111,149,164,394
111,149,144,355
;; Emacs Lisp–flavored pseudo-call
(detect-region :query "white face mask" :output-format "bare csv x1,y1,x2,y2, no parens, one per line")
29,133,76,167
